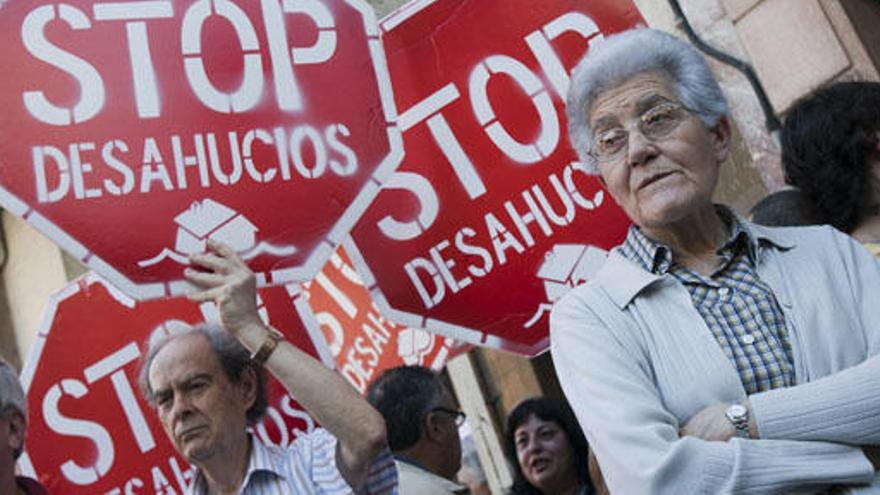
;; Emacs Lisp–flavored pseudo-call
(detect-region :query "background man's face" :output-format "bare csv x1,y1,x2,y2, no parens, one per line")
435,388,463,478
147,334,252,463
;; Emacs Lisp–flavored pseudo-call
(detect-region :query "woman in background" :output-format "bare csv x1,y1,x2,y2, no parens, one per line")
782,81,880,255
504,397,604,495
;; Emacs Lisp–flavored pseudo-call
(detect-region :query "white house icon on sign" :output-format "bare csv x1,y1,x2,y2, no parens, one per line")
523,244,606,329
137,198,297,268
174,199,257,254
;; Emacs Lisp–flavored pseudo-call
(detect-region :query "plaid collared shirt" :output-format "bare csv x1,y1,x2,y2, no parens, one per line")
189,429,398,495
616,208,795,395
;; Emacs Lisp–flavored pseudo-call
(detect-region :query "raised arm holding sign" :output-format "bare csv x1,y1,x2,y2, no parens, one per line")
136,239,397,494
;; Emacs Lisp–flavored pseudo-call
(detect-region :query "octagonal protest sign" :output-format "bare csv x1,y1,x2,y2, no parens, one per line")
346,0,639,355
18,273,330,494
293,245,468,394
0,0,402,300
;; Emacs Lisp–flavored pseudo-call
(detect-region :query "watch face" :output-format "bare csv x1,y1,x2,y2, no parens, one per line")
727,404,747,419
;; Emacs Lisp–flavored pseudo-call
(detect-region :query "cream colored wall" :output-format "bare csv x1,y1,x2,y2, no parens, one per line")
0,213,69,366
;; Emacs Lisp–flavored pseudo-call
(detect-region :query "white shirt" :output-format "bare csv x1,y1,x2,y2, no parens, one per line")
188,429,398,495
395,459,467,495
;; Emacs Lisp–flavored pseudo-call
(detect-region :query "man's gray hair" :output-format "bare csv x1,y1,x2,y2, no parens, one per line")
566,28,729,173
0,358,27,459
137,323,268,424
366,366,445,452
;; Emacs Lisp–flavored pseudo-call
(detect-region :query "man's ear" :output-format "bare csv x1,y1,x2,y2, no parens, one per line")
710,116,732,164
423,411,446,444
239,367,258,411
6,410,27,458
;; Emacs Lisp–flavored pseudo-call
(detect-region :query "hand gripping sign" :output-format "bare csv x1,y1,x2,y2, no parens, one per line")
345,0,639,356
0,0,401,300
294,246,466,394
19,274,330,494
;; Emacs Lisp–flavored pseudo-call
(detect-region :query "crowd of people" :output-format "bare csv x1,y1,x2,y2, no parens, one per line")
3,24,880,495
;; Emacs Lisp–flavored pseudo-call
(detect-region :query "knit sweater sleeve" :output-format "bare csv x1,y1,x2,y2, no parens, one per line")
550,286,874,495
750,227,880,444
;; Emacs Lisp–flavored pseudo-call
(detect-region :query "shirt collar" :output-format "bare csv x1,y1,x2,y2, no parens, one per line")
394,459,468,493
16,476,48,495
191,435,286,494
617,205,790,274
602,206,795,308
394,453,429,471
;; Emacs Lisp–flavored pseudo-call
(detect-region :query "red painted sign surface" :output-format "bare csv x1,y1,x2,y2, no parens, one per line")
0,0,401,300
346,0,638,355
295,246,465,394
19,274,328,494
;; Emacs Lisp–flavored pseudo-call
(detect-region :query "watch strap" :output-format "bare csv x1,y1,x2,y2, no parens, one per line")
251,329,284,365
726,404,750,439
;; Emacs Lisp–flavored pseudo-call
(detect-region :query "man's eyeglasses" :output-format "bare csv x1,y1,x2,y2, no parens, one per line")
591,101,690,161
431,407,467,426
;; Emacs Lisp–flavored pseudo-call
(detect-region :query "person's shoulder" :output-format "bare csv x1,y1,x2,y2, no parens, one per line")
551,278,605,326
395,461,463,495
863,242,880,258
551,249,657,317
749,222,853,255
251,428,339,469
16,476,50,495
749,223,880,279
749,221,831,242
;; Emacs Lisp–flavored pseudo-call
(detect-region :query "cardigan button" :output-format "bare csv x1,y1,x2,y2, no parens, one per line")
742,334,756,345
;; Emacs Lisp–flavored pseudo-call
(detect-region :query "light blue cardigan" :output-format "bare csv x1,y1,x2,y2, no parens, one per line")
551,223,880,494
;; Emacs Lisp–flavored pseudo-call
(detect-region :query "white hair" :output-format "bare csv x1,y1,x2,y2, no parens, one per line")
566,28,729,173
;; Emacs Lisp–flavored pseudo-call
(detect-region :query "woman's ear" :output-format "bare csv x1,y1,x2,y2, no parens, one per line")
710,116,732,164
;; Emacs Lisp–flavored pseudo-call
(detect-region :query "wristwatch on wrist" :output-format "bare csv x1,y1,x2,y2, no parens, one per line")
250,329,284,365
725,403,750,439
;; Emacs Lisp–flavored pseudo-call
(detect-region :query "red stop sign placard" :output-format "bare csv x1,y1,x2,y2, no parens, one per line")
0,0,401,300
295,246,464,394
19,274,328,494
346,0,638,355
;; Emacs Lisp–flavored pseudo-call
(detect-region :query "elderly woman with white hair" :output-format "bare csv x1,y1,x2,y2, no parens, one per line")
551,28,880,494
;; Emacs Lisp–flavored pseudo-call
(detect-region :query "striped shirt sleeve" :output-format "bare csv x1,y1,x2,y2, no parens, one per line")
363,447,398,495
300,429,398,495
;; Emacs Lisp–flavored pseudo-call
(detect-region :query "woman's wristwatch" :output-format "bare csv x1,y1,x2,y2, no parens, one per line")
725,403,750,438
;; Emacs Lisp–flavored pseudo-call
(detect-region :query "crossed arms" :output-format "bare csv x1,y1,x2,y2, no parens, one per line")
551,229,880,494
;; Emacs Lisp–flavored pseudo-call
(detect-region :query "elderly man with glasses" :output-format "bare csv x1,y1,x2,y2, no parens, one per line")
367,366,469,495
140,240,398,495
551,28,880,494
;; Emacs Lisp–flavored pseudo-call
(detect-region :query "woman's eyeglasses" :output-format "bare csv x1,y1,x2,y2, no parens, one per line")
591,102,690,161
